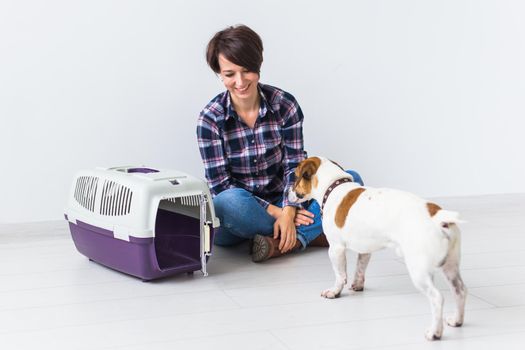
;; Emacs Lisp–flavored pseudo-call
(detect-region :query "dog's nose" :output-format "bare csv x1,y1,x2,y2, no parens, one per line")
296,192,304,199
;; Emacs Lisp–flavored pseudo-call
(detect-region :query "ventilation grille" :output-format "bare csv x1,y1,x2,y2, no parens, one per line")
100,180,133,216
74,176,99,212
165,197,178,204
166,195,202,206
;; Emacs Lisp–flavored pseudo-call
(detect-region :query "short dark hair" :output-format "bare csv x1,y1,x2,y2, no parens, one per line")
206,24,264,74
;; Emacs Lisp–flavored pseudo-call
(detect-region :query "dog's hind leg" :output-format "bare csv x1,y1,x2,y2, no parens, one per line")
321,244,347,299
442,262,467,327
406,260,444,340
351,253,371,291
440,231,467,327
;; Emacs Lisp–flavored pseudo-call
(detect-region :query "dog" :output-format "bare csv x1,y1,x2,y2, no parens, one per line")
288,156,467,341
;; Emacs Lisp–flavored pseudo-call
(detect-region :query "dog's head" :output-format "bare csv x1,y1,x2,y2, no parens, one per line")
288,157,322,203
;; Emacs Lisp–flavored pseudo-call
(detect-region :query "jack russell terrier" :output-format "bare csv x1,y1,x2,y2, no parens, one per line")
288,156,467,341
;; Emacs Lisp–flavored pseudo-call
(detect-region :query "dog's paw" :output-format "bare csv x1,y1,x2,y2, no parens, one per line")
350,281,364,292
425,329,443,341
321,289,340,299
446,315,463,327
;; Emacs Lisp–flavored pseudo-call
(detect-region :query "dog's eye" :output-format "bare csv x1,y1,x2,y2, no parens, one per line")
303,173,311,181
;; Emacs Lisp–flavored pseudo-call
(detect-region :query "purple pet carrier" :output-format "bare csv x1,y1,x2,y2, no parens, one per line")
64,166,219,280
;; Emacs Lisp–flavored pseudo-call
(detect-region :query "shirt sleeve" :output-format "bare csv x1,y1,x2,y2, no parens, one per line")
280,95,306,208
196,112,234,197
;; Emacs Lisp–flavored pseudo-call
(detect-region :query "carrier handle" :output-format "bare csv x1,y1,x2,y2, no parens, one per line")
127,167,159,174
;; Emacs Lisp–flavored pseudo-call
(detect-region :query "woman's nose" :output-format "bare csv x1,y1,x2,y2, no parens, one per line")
235,73,244,86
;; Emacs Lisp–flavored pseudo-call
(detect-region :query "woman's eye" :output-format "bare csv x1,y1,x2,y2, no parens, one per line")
224,74,233,78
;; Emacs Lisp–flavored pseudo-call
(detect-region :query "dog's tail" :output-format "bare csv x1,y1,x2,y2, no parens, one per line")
433,209,462,225
432,209,464,237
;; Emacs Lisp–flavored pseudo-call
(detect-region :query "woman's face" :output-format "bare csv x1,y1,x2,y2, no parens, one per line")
218,54,259,103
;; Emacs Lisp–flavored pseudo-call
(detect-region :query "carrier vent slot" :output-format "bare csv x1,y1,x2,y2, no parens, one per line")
179,195,201,207
100,180,133,216
74,176,99,212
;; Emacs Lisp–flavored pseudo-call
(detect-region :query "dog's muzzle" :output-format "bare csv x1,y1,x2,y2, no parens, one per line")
287,188,305,203
286,188,298,202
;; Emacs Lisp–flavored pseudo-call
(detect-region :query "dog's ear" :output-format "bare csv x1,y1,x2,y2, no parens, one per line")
298,157,321,181
301,163,316,180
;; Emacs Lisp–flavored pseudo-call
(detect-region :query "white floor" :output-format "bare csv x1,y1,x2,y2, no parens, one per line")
1,194,525,350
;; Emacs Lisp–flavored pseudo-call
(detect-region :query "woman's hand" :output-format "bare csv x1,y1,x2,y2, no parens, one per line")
294,209,315,226
267,205,314,226
274,206,297,253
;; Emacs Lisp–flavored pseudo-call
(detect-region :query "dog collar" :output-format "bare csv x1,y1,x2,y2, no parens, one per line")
320,177,353,216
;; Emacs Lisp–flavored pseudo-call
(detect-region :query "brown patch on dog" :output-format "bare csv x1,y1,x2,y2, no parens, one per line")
427,202,442,217
293,157,321,197
335,188,366,228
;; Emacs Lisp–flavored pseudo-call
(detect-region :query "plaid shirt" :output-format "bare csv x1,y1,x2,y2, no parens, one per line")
197,83,306,208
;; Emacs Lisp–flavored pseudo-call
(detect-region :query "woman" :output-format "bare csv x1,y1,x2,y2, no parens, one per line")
196,25,363,262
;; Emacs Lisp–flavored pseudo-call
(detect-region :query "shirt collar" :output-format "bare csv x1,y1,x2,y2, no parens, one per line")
225,84,274,121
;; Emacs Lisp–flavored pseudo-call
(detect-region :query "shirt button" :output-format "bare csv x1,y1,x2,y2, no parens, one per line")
251,140,255,144
254,159,257,163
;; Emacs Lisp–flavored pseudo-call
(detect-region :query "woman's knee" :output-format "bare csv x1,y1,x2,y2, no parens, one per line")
213,188,251,214
212,188,273,237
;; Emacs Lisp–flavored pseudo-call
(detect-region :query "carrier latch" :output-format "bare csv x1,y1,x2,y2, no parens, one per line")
200,193,212,276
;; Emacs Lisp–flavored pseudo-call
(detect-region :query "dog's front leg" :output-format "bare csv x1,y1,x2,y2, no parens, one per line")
321,244,347,299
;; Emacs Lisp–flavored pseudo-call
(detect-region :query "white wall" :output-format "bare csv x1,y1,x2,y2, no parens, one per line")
1,0,524,223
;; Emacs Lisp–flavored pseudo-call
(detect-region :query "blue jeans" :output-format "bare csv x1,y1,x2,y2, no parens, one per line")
212,170,363,248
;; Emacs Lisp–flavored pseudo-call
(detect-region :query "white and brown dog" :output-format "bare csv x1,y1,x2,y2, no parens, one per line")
288,156,467,341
